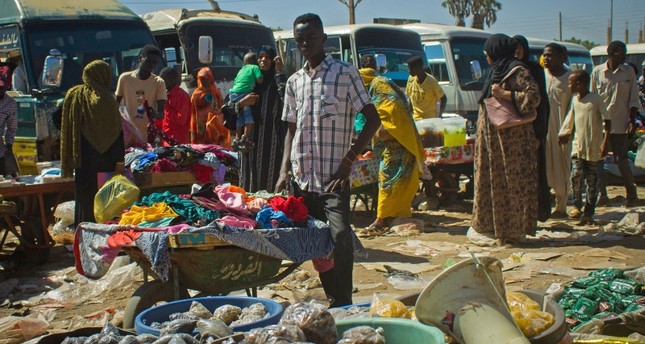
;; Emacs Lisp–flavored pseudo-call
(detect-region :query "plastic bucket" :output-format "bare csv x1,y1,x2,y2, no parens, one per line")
134,296,283,336
335,317,447,343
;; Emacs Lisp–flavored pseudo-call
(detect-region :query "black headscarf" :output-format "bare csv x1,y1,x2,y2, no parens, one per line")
255,45,277,93
479,34,524,103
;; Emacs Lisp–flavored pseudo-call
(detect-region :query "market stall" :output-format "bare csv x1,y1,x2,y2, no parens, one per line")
0,176,74,262
417,116,474,208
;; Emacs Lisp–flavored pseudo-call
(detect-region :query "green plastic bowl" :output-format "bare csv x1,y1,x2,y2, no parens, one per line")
335,317,447,344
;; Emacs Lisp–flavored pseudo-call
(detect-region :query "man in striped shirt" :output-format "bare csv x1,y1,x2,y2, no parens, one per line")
0,78,17,177
275,13,381,307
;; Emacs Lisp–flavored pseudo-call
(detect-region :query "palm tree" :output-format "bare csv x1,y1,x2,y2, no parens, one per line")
441,0,470,27
338,0,363,25
470,0,502,30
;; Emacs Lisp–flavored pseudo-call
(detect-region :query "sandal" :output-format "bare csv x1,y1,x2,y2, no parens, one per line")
357,225,390,238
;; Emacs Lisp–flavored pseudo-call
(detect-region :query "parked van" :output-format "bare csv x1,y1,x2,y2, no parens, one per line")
590,43,645,68
402,23,593,128
0,0,156,172
141,5,276,95
275,24,426,88
402,23,490,126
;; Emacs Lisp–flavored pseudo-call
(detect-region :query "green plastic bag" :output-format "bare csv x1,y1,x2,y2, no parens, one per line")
94,175,140,223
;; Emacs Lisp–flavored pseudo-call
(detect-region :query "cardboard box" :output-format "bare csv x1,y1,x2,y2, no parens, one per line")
133,171,197,188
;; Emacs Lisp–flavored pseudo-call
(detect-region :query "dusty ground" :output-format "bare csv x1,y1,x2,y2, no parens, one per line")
0,184,644,337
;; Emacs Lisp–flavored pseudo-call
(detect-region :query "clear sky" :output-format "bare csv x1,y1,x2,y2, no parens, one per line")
122,0,645,46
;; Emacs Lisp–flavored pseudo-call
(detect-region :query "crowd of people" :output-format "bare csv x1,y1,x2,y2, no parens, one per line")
0,11,642,307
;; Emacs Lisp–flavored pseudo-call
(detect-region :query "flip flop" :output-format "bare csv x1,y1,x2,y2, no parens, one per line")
357,225,390,238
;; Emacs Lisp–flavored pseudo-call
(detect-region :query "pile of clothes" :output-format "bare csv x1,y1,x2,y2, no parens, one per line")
124,144,238,186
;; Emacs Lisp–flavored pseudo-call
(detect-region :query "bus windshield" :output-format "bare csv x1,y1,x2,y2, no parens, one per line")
354,28,425,87
184,23,275,81
26,21,154,91
450,37,489,91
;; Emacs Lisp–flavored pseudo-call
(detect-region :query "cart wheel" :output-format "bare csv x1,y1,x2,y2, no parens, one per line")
122,280,189,330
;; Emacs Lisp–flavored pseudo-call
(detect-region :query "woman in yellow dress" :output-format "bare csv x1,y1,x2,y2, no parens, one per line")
359,55,425,233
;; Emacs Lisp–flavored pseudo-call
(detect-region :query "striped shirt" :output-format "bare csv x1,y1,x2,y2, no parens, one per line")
282,55,371,193
0,94,17,158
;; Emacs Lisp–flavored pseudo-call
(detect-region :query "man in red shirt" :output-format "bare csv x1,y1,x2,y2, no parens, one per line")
159,67,191,145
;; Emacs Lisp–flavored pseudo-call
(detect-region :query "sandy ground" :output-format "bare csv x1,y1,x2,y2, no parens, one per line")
0,184,644,337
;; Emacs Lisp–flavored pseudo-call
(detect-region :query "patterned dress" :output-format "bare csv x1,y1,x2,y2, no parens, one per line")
472,67,540,242
366,72,425,219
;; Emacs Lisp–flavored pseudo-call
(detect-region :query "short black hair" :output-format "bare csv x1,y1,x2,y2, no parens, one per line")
571,69,590,86
545,42,566,56
360,54,376,69
140,44,163,58
607,40,626,54
407,55,424,68
159,66,178,80
293,13,323,29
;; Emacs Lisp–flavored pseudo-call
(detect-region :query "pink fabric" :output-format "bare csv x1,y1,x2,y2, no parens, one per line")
214,185,250,214
216,215,257,230
161,224,191,234
312,257,335,272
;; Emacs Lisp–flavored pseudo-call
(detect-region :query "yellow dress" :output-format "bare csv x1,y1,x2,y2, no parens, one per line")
360,69,425,218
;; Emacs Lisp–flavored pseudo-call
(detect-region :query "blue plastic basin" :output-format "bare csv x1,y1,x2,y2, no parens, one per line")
134,296,283,336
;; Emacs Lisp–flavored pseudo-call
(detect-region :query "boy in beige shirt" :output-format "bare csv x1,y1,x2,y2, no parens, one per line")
559,70,610,225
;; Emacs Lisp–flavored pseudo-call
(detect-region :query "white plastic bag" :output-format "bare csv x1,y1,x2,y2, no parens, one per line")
53,200,75,222
635,136,645,169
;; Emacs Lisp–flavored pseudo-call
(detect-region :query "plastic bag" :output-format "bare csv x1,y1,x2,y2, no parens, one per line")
635,136,645,169
370,294,413,319
245,324,307,344
0,316,49,344
280,300,337,344
338,325,386,344
507,292,541,311
54,200,75,222
120,106,145,148
511,309,555,337
93,175,140,223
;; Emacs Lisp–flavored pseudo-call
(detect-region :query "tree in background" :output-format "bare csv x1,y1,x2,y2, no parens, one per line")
563,37,598,50
441,0,501,29
338,0,363,25
441,0,469,27
470,0,501,30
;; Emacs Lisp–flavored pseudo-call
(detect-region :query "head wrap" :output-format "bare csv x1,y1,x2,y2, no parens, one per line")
358,68,377,88
479,34,524,103
512,35,530,63
60,60,122,178
256,45,278,93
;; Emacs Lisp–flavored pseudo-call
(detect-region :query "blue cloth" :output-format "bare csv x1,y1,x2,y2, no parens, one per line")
134,152,158,171
255,206,292,229
230,92,254,127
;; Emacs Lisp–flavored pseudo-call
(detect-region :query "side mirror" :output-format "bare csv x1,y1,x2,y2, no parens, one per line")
470,60,482,80
42,49,64,88
198,36,213,65
375,53,387,71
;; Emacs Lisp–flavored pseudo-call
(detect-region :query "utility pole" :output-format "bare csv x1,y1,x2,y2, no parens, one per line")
609,0,613,42
625,21,629,43
338,0,363,25
559,12,562,41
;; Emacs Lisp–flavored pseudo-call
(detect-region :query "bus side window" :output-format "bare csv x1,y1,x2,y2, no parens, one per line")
325,36,342,61
164,47,178,67
425,43,450,82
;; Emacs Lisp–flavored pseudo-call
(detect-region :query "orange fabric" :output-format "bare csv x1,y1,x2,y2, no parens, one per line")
190,67,230,147
106,230,142,248
228,185,249,200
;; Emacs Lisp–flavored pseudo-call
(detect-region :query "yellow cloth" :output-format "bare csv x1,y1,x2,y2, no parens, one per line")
360,68,425,218
61,60,123,178
405,73,444,120
118,202,178,225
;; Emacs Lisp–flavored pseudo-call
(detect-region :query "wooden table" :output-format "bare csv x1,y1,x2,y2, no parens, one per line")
0,180,75,246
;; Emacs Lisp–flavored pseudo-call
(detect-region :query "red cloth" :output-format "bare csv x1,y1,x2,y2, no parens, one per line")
150,158,178,173
106,230,142,248
192,163,215,184
269,196,308,223
163,85,191,145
